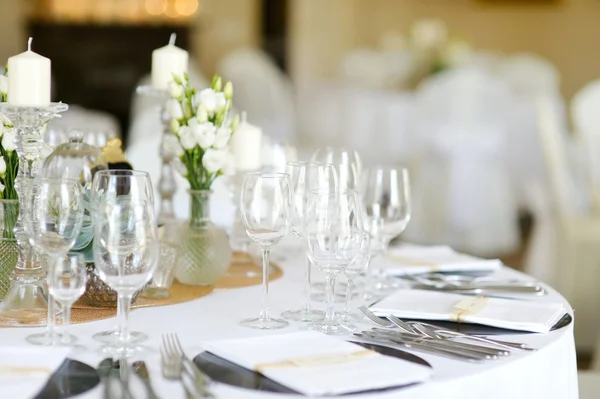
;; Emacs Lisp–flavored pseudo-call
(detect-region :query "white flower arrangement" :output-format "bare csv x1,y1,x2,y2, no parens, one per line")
167,74,239,190
0,66,18,201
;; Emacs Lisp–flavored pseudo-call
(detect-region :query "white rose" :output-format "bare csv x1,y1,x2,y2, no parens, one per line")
173,158,188,177
0,181,5,193
198,89,227,113
411,18,448,50
178,126,196,150
0,156,6,176
169,82,184,99
189,119,216,149
163,134,184,157
202,148,227,174
166,99,184,120
2,130,16,152
213,126,232,149
0,75,7,95
0,113,12,128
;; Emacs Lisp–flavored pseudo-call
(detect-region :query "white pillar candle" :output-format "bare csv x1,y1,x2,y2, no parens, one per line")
231,112,263,171
152,33,189,90
7,38,51,106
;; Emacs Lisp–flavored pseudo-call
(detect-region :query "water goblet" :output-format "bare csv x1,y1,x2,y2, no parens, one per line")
48,253,87,346
239,172,291,330
311,147,362,190
281,162,337,323
91,170,159,355
25,178,84,346
304,189,364,335
361,166,411,294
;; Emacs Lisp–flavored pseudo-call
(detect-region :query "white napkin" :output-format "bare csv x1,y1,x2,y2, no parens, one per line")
384,244,502,275
203,331,432,396
0,346,70,399
370,289,566,333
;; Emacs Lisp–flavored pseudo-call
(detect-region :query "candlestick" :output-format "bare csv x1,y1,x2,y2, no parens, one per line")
136,85,176,224
230,112,263,171
151,33,189,90
7,38,51,107
0,102,68,326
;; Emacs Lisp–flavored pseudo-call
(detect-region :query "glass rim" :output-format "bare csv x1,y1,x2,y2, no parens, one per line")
286,161,334,168
33,176,80,185
307,188,358,196
365,164,409,172
243,171,290,179
94,169,151,178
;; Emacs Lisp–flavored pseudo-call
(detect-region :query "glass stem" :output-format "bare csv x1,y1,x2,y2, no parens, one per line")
344,276,354,316
325,274,337,325
61,303,71,345
303,256,312,312
259,248,271,321
47,295,55,337
117,293,133,350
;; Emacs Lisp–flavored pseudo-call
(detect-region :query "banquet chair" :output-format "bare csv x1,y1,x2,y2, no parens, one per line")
218,48,296,144
404,66,520,257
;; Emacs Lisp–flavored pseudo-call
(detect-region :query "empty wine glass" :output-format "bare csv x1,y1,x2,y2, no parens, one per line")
304,189,363,335
91,170,159,355
311,147,362,189
240,172,291,330
281,162,337,323
48,253,87,346
338,231,371,328
361,166,411,293
25,178,84,346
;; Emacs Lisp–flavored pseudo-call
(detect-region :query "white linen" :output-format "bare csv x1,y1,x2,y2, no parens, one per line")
0,238,578,399
370,289,566,333
385,244,502,275
203,331,432,396
0,346,70,399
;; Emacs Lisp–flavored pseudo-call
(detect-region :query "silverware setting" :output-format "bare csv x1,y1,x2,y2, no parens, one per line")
132,360,160,399
357,306,536,361
401,273,547,295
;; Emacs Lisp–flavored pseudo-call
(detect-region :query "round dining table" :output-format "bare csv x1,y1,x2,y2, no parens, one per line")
0,237,578,399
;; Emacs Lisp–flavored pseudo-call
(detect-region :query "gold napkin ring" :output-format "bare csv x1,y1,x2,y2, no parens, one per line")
254,349,375,372
449,296,489,323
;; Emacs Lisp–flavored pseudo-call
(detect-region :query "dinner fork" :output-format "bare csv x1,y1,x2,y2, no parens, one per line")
161,334,215,398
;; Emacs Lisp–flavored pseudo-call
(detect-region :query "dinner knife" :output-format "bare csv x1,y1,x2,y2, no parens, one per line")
411,284,546,295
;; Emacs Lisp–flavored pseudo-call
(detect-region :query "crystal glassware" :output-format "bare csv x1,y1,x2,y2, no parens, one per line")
311,147,362,190
304,189,363,335
361,166,411,293
281,162,338,323
24,178,84,345
0,102,69,326
239,172,291,330
140,241,177,299
338,231,371,328
47,253,87,346
91,170,159,355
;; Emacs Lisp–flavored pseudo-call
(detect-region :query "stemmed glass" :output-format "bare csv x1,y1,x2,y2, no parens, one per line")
25,178,84,346
281,162,337,322
304,189,364,335
240,172,291,330
47,253,87,346
311,147,362,190
91,170,159,355
361,166,411,293
338,231,371,328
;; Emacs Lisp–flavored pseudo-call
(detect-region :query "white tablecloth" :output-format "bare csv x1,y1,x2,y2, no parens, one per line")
0,239,578,398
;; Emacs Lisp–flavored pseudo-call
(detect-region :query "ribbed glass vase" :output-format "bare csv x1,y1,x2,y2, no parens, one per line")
174,190,232,286
0,199,19,299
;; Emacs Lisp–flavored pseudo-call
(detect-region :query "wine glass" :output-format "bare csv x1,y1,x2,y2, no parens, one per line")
338,231,371,329
47,253,87,346
91,170,159,355
304,189,364,335
281,162,337,322
311,147,362,189
361,166,411,293
239,172,291,330
25,178,84,346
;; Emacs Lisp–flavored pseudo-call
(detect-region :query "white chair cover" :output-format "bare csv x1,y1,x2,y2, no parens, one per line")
218,48,296,144
405,66,519,256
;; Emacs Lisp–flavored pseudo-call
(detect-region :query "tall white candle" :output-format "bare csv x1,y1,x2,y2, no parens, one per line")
152,33,189,89
231,112,263,171
7,38,51,106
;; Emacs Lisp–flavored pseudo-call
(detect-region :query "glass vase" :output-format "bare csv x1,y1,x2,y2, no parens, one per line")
174,190,232,286
0,200,19,300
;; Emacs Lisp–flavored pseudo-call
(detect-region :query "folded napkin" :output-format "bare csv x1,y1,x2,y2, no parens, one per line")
203,331,432,396
0,346,70,399
385,244,502,275
371,289,566,333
